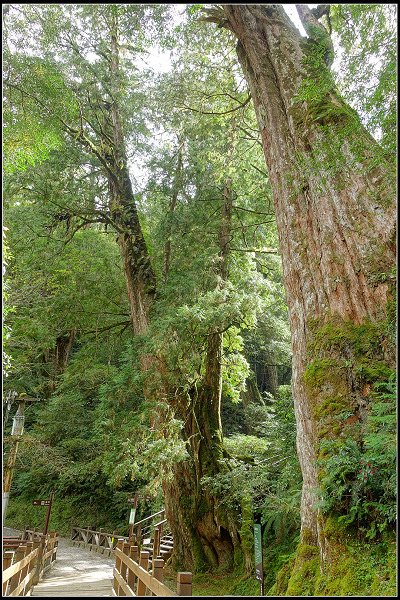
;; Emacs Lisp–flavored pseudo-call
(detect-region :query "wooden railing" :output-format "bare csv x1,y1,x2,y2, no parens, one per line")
2,538,23,550
71,526,128,558
113,539,192,597
2,532,58,597
132,509,167,545
71,509,172,559
22,529,44,542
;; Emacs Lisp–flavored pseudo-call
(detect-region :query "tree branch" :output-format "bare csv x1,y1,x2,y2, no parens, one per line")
230,247,278,254
82,320,132,336
181,94,251,116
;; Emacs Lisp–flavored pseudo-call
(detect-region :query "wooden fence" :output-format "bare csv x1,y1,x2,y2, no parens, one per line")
71,526,127,557
2,532,58,597
113,539,192,596
71,523,172,558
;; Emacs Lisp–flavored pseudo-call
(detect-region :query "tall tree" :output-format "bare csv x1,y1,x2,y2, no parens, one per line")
204,2,396,586
4,4,268,571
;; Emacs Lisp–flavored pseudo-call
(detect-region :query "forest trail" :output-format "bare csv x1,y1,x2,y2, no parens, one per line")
3,527,114,597
31,537,114,597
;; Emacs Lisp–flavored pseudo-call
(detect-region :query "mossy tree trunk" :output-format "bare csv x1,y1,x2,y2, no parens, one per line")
163,137,183,282
45,328,77,395
163,177,246,572
216,4,396,566
106,23,242,571
108,12,156,340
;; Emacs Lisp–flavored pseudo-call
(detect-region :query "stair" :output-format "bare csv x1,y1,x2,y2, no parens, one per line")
142,534,174,560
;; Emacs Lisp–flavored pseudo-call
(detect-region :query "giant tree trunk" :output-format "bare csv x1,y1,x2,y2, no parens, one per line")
45,328,77,395
163,177,245,572
219,4,396,567
107,19,241,571
108,15,156,338
163,356,238,572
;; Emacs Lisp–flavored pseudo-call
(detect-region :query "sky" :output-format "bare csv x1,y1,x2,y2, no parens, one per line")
143,5,317,73
132,4,318,189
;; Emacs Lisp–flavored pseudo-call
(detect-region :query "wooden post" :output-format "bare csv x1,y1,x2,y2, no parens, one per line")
50,531,58,562
177,572,193,596
8,545,26,594
136,550,149,596
19,542,33,594
113,538,125,596
127,545,139,593
3,550,14,595
121,542,130,588
25,542,36,595
32,535,46,585
31,539,40,585
152,558,164,596
43,490,54,536
153,527,160,558
85,526,90,548
41,534,49,570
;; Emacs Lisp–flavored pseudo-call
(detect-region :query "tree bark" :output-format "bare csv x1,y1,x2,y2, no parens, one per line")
108,12,156,338
220,4,396,563
163,177,245,572
164,138,183,281
106,17,241,571
45,328,77,395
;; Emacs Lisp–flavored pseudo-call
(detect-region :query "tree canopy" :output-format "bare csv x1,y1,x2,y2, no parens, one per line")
3,4,396,597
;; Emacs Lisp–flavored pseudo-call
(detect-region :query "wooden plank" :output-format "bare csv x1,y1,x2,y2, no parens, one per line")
115,549,177,597
136,551,149,596
3,548,39,582
8,568,35,597
113,567,135,596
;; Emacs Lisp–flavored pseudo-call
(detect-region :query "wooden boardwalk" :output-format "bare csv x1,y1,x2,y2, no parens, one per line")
31,537,114,597
30,537,114,597
3,528,114,597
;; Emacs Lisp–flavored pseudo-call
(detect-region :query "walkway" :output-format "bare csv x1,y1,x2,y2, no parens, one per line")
3,527,114,597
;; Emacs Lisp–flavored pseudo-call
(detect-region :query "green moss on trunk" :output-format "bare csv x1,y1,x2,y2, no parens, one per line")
272,531,396,596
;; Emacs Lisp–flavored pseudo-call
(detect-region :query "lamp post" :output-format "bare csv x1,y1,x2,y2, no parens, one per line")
3,399,25,524
3,389,18,427
128,494,139,541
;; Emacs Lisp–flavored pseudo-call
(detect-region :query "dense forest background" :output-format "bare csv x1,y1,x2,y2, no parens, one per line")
3,4,396,597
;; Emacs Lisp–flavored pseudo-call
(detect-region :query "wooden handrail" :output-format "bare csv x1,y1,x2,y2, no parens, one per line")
3,549,39,581
71,509,170,557
71,526,128,557
153,518,168,529
2,545,40,597
132,509,165,529
113,542,191,596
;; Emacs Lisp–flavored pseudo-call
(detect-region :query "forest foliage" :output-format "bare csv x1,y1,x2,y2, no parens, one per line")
2,3,396,596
